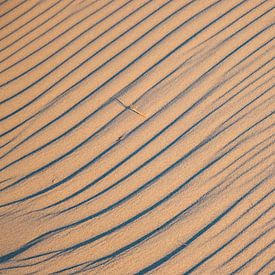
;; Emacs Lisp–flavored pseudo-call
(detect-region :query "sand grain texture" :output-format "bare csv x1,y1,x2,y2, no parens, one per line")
0,0,274,274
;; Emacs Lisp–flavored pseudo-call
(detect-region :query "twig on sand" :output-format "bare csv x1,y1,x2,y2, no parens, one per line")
115,98,146,118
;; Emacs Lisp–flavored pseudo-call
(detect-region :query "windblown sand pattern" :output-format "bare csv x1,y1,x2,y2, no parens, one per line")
0,0,274,274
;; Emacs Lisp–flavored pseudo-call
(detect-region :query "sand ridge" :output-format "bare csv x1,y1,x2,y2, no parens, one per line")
0,0,274,274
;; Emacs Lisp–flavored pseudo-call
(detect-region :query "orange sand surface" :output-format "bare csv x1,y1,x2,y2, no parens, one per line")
0,0,274,274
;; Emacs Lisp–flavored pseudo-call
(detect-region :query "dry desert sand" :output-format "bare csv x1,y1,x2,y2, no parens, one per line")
0,0,274,274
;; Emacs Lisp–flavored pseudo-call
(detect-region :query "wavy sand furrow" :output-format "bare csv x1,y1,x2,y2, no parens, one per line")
1,18,274,201
0,0,272,142
0,0,274,274
1,0,272,168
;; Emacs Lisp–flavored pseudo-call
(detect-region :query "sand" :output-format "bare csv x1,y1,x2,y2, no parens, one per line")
0,0,274,274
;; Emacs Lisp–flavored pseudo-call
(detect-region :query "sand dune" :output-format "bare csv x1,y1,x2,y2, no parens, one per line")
0,0,274,274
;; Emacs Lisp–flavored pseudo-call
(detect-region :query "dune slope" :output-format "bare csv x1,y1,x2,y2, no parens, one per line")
0,0,274,274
